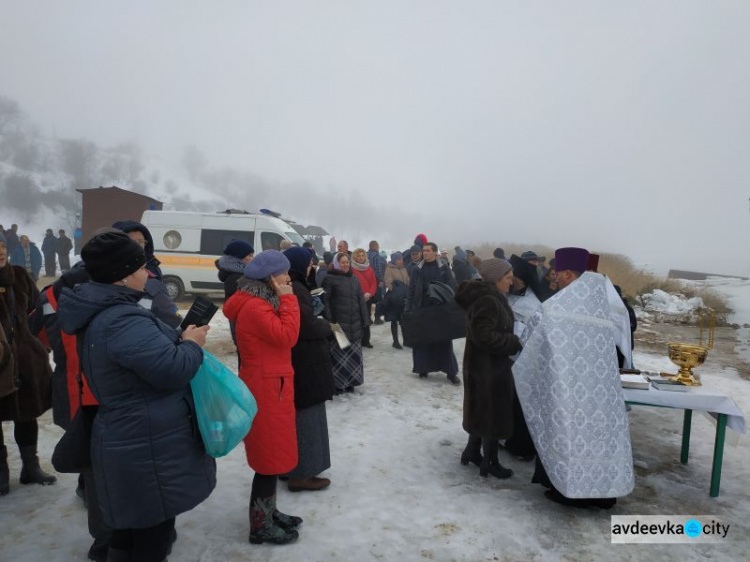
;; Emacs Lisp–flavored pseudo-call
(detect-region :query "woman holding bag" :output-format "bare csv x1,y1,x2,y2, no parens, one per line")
222,250,302,545
322,252,369,393
57,230,215,562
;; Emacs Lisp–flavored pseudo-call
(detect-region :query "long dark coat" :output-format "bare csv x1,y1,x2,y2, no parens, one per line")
407,259,459,375
289,271,334,410
321,269,369,342
455,281,522,440
58,282,216,530
0,263,52,421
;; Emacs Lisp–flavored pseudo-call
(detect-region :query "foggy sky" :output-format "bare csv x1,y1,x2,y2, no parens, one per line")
1,1,749,275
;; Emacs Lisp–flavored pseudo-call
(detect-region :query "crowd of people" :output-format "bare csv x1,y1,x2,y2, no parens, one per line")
0,220,639,560
0,224,74,282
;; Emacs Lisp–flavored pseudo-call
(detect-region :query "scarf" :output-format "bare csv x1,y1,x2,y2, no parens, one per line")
237,277,280,310
350,257,371,272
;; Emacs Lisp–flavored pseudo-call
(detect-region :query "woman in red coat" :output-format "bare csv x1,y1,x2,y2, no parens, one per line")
351,248,377,348
223,250,301,545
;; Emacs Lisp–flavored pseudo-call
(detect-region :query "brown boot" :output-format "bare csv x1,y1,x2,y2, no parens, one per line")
287,477,331,492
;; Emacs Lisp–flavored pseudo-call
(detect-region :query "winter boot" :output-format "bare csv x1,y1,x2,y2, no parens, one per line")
87,538,109,562
479,439,513,479
270,493,304,529
287,476,331,493
460,435,483,468
0,445,9,495
249,495,299,545
19,446,57,486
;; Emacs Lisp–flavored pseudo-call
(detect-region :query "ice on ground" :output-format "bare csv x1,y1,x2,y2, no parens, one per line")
1,294,749,560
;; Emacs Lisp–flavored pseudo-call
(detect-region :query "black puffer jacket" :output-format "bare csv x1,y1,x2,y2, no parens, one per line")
455,281,522,440
289,271,334,410
321,269,369,342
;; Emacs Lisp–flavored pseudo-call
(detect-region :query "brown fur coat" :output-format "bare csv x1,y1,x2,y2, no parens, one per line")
0,263,52,421
455,281,522,440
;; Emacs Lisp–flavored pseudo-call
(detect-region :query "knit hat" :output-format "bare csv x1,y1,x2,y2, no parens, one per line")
390,252,403,264
414,234,428,248
284,246,313,276
479,258,512,284
223,240,254,260
322,251,334,265
554,247,589,273
82,231,146,284
493,247,506,259
409,244,422,255
521,250,540,262
243,250,290,280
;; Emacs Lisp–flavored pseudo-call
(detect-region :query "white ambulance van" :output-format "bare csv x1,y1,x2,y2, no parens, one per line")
140,210,306,300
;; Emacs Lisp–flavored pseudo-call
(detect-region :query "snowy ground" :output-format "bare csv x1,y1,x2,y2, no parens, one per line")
2,282,749,561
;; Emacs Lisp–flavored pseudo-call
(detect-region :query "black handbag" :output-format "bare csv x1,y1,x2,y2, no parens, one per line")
51,404,96,473
401,300,466,347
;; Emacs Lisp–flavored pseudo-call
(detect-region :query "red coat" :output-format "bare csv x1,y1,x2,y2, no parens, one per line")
223,290,300,475
352,266,377,298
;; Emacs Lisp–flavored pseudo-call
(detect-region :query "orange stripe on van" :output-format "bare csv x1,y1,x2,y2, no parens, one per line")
156,255,217,269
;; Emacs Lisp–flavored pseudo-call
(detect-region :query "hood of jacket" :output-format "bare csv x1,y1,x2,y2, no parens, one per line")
58,282,144,334
112,220,162,276
215,255,246,282
454,280,499,310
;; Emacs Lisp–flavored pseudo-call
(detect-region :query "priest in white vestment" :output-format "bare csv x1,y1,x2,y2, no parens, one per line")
513,247,634,507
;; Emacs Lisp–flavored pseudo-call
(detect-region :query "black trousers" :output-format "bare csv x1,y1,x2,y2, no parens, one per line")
0,419,38,447
109,518,175,562
362,299,375,345
58,253,71,271
44,253,56,277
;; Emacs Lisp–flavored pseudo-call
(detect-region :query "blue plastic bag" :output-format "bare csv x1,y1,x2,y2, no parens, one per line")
190,351,257,458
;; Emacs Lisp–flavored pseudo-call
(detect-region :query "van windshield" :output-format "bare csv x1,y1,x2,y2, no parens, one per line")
285,231,305,246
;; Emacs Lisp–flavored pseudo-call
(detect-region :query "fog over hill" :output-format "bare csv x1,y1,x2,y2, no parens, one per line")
1,2,749,275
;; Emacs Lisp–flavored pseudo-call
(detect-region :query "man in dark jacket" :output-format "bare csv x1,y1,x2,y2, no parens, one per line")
56,229,73,272
405,245,422,276
41,229,58,277
405,242,460,385
4,224,19,254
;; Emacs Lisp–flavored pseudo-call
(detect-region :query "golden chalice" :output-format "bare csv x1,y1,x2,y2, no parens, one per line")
665,342,708,386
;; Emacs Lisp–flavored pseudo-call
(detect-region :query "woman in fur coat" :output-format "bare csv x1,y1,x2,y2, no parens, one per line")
454,258,522,480
0,241,55,496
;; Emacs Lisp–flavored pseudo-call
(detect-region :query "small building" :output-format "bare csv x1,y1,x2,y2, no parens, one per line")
76,186,163,252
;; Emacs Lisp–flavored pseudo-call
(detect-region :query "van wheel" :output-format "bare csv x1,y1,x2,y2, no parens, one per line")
163,276,185,301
